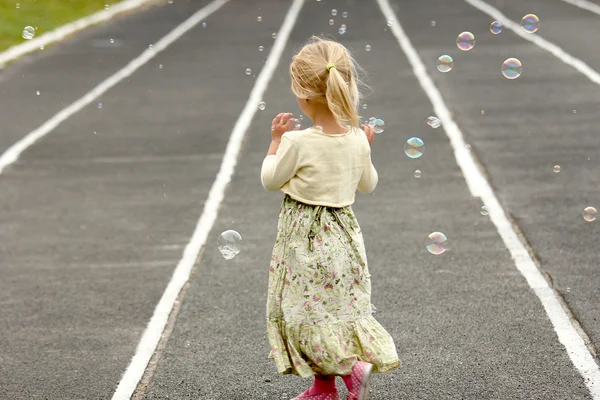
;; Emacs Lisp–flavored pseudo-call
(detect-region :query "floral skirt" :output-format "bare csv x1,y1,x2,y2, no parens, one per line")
266,194,401,378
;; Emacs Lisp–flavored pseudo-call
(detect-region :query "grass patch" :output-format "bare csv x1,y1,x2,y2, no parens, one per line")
0,0,118,51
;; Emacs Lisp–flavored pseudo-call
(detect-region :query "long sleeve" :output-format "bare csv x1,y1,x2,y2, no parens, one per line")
261,136,300,192
357,152,378,194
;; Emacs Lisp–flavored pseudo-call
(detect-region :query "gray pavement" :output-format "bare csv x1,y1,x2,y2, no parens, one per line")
0,0,599,399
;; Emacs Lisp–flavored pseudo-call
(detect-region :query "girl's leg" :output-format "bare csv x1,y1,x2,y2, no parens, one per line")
308,375,337,395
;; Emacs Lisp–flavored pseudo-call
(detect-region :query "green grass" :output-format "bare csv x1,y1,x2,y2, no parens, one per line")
0,0,117,51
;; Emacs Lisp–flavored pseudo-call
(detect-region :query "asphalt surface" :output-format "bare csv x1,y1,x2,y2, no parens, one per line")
0,0,598,399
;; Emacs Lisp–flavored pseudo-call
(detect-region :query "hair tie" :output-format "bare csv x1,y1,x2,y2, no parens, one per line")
326,63,336,71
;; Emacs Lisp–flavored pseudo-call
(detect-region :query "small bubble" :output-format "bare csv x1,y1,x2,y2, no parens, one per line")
370,118,385,134
258,45,264,51
93,131,97,135
583,207,597,222
105,4,110,10
431,20,436,27
521,14,540,33
272,32,277,39
501,58,523,79
427,116,441,128
437,55,453,73
481,110,485,115
40,45,44,50
404,137,425,158
481,206,489,216
365,44,371,51
110,38,114,44
36,90,40,95
573,109,577,114
16,3,20,8
149,44,153,49
362,104,367,110
168,0,173,3
331,9,337,16
424,232,449,255
257,16,262,22
218,230,242,260
456,31,475,51
465,143,472,152
202,22,207,28
245,68,252,75
490,20,503,34
22,26,35,40
258,101,266,110
98,102,103,109
414,170,422,179
329,19,334,25
553,165,560,173
338,26,346,35
342,11,348,18
314,125,323,131
387,19,394,27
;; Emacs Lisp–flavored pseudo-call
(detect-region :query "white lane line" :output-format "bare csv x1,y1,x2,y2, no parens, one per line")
376,0,600,398
0,0,154,67
0,0,229,177
111,0,305,398
559,0,600,17
464,0,600,86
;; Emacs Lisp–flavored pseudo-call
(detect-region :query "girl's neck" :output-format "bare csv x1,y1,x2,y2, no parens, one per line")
311,109,349,135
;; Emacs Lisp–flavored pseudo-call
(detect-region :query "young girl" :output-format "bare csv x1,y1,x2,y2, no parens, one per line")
261,36,400,400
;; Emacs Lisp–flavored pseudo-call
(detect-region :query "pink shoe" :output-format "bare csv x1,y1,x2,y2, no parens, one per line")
345,361,373,400
291,388,340,400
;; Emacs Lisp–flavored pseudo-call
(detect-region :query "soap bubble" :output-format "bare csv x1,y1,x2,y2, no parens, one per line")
465,143,472,152
338,26,346,35
431,20,436,27
16,3,20,8
436,55,453,73
257,16,262,22
202,22,207,28
148,44,153,49
329,19,334,25
521,14,539,33
314,125,323,132
40,45,44,50
583,207,597,222
105,4,110,10
427,116,441,128
370,118,385,134
387,19,394,27
168,0,173,3
424,232,449,255
245,68,252,75
404,137,425,159
362,103,367,110
481,206,489,216
218,230,242,260
365,44,371,51
259,45,264,52
456,31,475,51
98,102,103,109
110,38,114,44
22,26,35,40
553,165,560,173
258,101,266,110
331,9,337,16
342,11,348,18
490,21,503,34
501,58,523,79
36,91,40,96
414,170,422,178
272,32,277,39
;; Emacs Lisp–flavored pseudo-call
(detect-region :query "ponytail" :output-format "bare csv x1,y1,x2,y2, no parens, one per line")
325,65,360,130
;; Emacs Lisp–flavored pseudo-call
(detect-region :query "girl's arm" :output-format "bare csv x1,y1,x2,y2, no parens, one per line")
357,151,378,194
261,136,300,191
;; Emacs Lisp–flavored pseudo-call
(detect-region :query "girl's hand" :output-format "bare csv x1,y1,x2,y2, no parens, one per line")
361,124,375,147
271,113,297,142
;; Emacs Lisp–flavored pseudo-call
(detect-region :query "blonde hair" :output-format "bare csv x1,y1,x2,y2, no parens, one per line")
290,36,367,130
